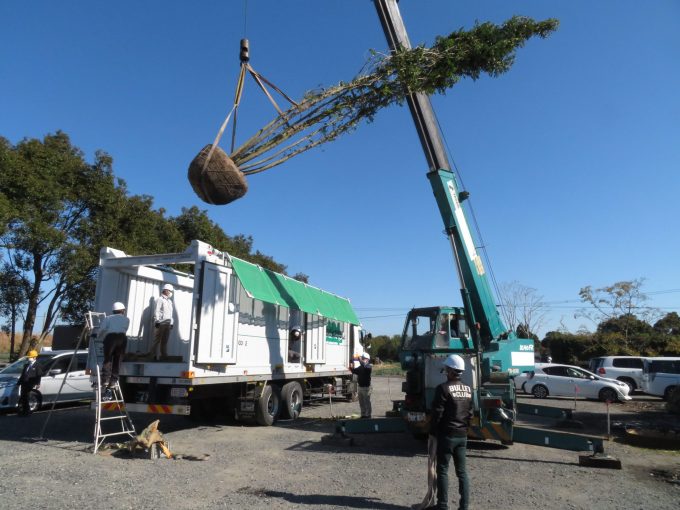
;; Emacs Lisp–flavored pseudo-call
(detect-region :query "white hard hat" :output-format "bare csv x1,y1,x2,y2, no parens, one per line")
360,352,370,360
162,283,174,292
112,302,126,312
443,354,465,372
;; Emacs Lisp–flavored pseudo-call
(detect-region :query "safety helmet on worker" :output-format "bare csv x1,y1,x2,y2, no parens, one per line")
27,350,39,358
443,354,465,372
162,283,174,292
112,302,126,312
360,352,370,360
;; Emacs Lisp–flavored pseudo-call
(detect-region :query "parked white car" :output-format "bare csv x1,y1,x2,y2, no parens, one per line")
512,369,536,393
523,363,631,402
0,350,93,412
588,356,647,393
641,357,680,400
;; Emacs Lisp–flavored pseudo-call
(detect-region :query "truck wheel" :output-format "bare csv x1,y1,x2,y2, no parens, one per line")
255,384,281,426
281,381,303,420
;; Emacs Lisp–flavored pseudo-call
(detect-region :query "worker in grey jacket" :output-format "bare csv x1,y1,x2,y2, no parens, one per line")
429,354,473,510
149,283,174,360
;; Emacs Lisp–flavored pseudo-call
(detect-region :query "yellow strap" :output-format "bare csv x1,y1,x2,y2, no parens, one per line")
202,64,248,174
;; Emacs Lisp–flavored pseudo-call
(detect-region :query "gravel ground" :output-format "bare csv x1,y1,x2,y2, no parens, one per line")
0,376,678,510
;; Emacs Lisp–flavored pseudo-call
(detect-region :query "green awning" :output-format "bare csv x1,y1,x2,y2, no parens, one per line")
229,256,360,325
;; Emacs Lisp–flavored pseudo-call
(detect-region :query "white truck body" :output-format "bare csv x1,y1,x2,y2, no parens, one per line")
93,240,363,419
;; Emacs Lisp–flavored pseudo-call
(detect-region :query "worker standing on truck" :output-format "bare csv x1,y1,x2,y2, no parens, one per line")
98,302,130,398
149,283,174,360
351,352,372,418
18,350,43,416
429,354,472,510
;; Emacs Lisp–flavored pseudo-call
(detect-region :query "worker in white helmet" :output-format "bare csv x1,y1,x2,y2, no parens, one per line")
429,354,472,510
350,352,373,418
149,283,174,360
98,301,130,399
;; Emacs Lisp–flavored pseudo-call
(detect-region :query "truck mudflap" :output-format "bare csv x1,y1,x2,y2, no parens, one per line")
123,403,191,415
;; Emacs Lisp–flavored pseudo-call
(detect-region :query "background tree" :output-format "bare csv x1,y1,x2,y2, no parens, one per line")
0,132,131,355
498,281,547,338
0,264,29,360
653,312,680,336
576,278,658,346
1,133,295,354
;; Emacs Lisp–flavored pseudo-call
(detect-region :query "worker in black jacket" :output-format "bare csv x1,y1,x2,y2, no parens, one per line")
351,352,373,418
18,350,43,416
429,354,472,510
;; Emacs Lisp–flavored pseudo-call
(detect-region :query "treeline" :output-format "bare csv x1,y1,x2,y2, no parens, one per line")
367,335,402,362
0,132,293,357
541,312,680,366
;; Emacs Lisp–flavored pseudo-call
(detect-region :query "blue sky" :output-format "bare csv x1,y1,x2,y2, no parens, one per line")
2,1,679,337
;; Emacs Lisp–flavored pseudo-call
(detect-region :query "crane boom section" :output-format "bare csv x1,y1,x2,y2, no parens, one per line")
374,0,508,342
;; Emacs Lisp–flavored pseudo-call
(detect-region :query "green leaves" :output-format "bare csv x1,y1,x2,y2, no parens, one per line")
230,16,559,175
0,133,296,346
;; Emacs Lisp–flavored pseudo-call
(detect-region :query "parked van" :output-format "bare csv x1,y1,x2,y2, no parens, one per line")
641,357,680,400
588,356,647,393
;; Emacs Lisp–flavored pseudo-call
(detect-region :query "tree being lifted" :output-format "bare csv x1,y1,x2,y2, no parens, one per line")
189,16,559,205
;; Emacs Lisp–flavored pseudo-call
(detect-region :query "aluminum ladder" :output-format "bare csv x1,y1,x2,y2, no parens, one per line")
92,364,136,454
87,312,136,454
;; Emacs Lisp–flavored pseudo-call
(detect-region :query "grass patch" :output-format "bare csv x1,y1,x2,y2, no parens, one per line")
373,361,405,376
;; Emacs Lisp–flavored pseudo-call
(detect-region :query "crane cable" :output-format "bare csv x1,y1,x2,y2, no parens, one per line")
201,0,298,176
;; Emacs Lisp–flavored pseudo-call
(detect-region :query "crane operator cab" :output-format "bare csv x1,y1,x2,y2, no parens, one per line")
401,306,472,354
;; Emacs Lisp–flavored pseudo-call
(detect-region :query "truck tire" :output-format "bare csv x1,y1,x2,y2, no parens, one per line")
255,384,281,426
281,381,303,420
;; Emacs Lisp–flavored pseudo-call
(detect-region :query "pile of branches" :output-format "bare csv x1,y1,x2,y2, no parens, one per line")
231,16,558,175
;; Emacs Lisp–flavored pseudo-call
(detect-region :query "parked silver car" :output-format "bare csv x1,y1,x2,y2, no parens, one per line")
523,363,631,402
0,350,94,412
588,356,646,393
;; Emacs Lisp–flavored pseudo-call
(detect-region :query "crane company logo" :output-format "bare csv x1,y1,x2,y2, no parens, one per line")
448,384,472,399
326,321,344,344
519,344,534,351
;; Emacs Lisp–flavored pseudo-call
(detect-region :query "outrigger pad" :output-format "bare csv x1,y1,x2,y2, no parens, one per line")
578,454,622,469
188,144,248,205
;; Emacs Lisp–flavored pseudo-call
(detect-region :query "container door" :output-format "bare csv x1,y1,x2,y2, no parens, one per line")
305,314,326,364
196,263,237,364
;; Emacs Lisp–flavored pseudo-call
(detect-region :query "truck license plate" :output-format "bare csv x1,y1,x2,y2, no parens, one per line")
241,401,255,412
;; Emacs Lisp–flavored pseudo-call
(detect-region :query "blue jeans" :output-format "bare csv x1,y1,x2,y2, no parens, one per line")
436,434,469,510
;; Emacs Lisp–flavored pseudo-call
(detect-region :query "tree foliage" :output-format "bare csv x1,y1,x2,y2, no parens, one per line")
228,16,559,175
577,279,659,345
542,277,680,364
366,335,402,362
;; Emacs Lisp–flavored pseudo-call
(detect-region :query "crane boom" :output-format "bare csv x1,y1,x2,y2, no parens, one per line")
373,0,507,344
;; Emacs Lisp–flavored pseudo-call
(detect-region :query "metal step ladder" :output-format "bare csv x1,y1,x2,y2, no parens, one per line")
86,312,136,454
92,365,136,454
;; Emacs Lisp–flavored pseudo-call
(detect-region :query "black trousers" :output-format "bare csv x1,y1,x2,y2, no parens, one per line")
101,332,128,387
18,383,34,415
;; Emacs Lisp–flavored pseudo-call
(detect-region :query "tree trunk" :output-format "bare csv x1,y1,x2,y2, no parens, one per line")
9,308,16,361
19,255,42,357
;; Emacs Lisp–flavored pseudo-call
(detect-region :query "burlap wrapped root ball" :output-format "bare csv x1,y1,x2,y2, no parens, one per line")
188,144,248,205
